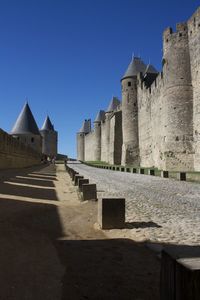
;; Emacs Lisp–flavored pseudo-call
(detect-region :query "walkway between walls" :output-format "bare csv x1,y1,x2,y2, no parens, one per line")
0,163,160,300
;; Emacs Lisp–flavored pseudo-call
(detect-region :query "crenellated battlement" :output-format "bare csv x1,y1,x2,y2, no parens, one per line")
163,23,189,50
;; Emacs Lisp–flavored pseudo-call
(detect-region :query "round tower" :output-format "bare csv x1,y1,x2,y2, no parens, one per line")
76,119,91,161
93,110,105,161
187,7,200,170
11,102,42,153
121,57,146,166
77,132,85,161
162,23,193,170
40,116,58,159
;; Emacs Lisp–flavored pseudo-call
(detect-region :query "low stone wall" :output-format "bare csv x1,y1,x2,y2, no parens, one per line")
0,129,41,169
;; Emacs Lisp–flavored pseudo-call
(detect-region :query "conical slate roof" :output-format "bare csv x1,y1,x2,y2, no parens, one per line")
106,97,120,113
144,64,158,74
122,57,147,80
41,116,54,131
79,119,91,134
94,110,105,123
11,102,40,135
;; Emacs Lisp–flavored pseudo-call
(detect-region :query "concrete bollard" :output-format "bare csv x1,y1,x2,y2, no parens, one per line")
72,171,79,181
82,184,97,201
138,168,144,174
177,172,186,181
98,198,125,229
161,170,169,178
74,175,84,186
160,247,200,300
148,169,155,176
78,178,89,191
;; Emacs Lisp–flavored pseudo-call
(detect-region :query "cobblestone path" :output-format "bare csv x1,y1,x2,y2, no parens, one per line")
69,162,200,246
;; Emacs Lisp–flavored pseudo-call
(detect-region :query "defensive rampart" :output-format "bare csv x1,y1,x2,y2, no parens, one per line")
0,129,41,169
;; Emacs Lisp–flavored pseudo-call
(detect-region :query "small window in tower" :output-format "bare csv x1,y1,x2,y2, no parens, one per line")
31,137,34,143
179,33,182,37
128,81,131,87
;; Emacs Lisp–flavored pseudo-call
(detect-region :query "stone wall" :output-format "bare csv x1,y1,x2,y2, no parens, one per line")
77,133,85,161
76,7,200,172
188,7,200,170
84,131,95,161
40,130,58,157
109,111,122,165
0,129,41,169
101,121,107,162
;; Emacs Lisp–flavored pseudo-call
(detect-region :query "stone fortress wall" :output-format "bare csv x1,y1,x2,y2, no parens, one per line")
0,129,41,169
77,7,200,171
0,103,58,170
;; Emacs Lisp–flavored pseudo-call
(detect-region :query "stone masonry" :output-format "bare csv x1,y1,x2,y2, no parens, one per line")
0,129,41,169
77,7,200,171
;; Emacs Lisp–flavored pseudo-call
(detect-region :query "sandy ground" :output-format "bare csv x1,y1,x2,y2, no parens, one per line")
0,163,160,300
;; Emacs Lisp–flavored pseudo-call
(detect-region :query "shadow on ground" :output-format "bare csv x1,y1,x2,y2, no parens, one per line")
0,165,57,201
55,238,160,300
9,177,55,187
0,164,199,300
125,221,162,229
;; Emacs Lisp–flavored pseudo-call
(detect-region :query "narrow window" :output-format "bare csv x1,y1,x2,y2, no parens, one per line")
31,137,34,143
128,81,131,87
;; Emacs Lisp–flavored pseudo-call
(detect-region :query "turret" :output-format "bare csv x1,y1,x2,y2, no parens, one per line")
121,57,146,166
93,110,105,161
76,119,91,161
11,102,42,153
161,22,194,170
40,116,58,158
143,64,158,87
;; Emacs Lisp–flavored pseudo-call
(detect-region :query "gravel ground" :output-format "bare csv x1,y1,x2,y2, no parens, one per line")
68,162,200,246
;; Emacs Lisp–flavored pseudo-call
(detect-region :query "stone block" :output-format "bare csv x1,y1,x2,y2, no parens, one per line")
82,184,97,200
148,169,155,176
160,246,200,300
138,168,144,174
70,169,79,181
161,171,169,178
72,171,79,181
78,178,89,191
177,172,186,181
74,175,83,186
98,198,125,229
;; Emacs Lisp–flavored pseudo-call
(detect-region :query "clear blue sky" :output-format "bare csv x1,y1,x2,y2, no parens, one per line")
0,0,198,157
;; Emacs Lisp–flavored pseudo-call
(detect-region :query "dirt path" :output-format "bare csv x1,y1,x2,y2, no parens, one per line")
0,164,160,300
